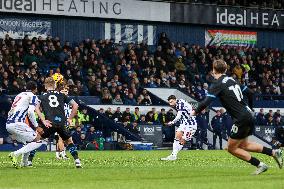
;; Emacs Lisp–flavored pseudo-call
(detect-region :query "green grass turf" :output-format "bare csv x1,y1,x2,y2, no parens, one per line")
0,150,283,189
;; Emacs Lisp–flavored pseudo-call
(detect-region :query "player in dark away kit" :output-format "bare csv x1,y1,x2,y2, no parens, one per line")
35,77,82,168
193,59,283,175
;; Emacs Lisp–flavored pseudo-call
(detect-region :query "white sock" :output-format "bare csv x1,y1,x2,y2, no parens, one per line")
56,151,60,158
171,139,183,157
14,142,42,157
21,152,29,165
61,150,66,157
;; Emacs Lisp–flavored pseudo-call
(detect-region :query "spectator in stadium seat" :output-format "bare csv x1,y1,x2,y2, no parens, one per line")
232,63,243,81
9,80,21,95
263,86,272,100
98,108,105,115
266,116,275,126
129,121,139,135
139,115,147,125
275,117,284,126
122,108,133,123
71,114,81,128
133,107,141,122
147,75,158,88
265,110,274,122
105,107,113,120
141,94,152,106
202,83,209,96
170,77,179,88
211,110,223,149
152,108,159,122
256,108,266,125
112,94,124,105
274,110,281,120
78,108,90,125
166,109,175,122
113,107,123,123
178,80,187,89
86,126,97,142
175,56,186,72
101,88,112,104
124,93,137,105
79,133,87,150
145,111,156,124
23,48,38,68
72,126,83,146
158,108,167,125
194,82,205,100
158,32,171,52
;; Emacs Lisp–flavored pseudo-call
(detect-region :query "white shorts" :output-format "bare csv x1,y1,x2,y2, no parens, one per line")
176,124,197,141
6,122,37,144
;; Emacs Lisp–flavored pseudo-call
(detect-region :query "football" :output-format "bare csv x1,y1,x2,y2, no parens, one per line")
52,73,64,84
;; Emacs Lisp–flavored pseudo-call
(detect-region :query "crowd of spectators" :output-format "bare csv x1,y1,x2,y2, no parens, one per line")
255,109,284,126
0,32,283,105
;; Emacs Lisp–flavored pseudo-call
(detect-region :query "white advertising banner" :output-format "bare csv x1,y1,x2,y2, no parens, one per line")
0,0,171,22
0,18,51,39
104,23,156,45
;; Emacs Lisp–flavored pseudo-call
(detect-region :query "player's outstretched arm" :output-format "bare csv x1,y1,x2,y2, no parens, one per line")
242,86,254,110
27,105,39,128
195,96,214,115
168,110,182,125
67,100,79,125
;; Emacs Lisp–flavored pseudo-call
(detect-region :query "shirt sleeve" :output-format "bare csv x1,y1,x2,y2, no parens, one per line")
172,111,182,124
206,83,222,98
176,100,186,111
195,83,221,114
241,85,254,109
64,95,76,106
29,95,39,106
63,94,71,104
28,106,38,127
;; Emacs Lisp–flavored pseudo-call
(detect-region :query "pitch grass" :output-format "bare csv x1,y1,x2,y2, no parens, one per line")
0,150,283,189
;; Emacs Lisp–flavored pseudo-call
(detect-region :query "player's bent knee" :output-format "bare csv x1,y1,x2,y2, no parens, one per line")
227,142,238,154
34,133,41,142
65,137,73,145
175,131,183,140
180,139,186,145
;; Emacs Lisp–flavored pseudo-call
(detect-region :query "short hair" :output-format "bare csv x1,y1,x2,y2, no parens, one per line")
44,77,56,89
57,78,68,91
213,59,227,74
26,81,37,91
167,95,176,101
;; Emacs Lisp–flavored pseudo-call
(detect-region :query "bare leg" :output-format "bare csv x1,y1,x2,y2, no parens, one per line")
239,139,275,156
227,138,252,161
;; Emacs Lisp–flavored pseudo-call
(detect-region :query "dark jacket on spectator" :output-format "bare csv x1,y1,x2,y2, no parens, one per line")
211,115,223,133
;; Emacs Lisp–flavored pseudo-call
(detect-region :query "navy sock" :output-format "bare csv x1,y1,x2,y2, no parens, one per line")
67,143,79,160
248,157,260,167
262,147,273,156
28,150,36,161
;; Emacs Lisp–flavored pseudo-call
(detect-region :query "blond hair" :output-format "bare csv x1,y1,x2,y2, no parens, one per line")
44,77,56,89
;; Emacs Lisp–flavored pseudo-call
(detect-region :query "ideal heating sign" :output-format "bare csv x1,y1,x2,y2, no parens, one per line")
139,125,163,147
